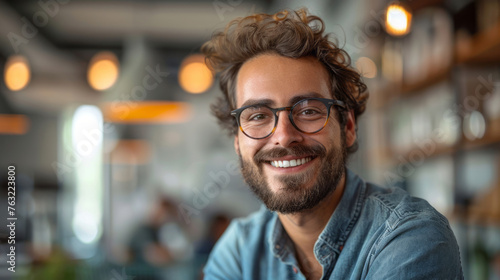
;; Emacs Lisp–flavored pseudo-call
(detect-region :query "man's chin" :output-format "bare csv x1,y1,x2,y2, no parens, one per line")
263,195,319,214
269,181,313,194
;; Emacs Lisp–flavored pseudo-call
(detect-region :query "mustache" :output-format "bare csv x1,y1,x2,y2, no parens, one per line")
254,144,326,163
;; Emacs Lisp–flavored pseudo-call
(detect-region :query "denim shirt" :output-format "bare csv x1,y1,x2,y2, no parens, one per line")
204,169,463,279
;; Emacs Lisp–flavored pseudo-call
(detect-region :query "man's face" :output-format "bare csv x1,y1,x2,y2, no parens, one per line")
234,54,357,214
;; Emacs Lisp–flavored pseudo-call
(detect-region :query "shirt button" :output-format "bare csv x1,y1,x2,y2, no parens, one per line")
275,245,280,249
293,267,298,273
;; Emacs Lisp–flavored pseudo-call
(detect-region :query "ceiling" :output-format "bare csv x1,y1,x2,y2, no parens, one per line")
0,0,272,115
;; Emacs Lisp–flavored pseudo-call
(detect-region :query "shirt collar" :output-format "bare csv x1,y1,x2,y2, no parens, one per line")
314,168,366,258
268,168,366,262
268,210,297,265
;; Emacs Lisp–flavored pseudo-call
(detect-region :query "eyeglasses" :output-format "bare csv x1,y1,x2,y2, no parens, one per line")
231,98,345,139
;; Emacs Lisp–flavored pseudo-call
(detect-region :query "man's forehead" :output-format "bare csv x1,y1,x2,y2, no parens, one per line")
235,55,332,107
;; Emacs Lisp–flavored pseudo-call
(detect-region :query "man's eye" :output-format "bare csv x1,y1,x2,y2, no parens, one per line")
301,109,320,115
250,114,268,121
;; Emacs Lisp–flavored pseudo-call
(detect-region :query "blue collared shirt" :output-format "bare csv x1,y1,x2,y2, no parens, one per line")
204,169,463,279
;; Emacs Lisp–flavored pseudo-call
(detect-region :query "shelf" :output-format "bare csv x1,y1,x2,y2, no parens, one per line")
377,127,500,166
401,67,451,93
400,142,455,161
467,184,500,225
377,142,456,166
376,21,500,98
370,68,451,110
461,131,500,151
455,21,500,65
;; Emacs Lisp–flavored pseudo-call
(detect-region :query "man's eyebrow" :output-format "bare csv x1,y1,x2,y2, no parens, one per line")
240,99,274,108
239,92,325,108
289,92,325,105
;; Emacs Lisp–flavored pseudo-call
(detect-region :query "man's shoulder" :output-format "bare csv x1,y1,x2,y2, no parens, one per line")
362,182,450,229
355,183,463,279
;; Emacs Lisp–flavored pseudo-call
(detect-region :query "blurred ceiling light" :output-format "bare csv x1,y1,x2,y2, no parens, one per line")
101,101,192,123
386,3,412,36
87,51,119,91
0,114,29,134
355,57,377,78
4,56,31,91
179,54,213,94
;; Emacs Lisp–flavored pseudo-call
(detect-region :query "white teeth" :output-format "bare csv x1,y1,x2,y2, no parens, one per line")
270,157,311,168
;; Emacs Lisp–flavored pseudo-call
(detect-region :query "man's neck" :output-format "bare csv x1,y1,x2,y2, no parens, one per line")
277,172,346,279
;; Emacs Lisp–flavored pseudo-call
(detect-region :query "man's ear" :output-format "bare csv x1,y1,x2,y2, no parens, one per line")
344,110,357,148
234,134,240,156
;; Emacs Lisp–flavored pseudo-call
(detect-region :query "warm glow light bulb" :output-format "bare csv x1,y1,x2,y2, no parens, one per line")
179,54,213,94
4,56,31,91
386,3,412,36
87,52,119,91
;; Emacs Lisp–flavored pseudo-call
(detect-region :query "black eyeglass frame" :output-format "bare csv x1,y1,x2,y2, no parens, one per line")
230,98,346,140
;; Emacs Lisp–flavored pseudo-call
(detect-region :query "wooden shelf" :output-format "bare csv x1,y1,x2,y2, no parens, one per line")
461,130,500,151
400,142,455,161
377,142,456,166
467,184,500,225
377,127,500,166
401,67,451,93
455,21,500,65
377,21,500,97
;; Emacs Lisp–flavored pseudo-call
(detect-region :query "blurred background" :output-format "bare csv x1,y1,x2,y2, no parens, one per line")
0,0,499,279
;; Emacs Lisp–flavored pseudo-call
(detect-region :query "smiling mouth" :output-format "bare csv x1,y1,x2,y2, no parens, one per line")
269,157,314,168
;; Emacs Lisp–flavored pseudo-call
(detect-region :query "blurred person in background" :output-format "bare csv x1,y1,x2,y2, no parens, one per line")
195,214,231,257
194,213,231,279
127,196,190,279
201,8,463,279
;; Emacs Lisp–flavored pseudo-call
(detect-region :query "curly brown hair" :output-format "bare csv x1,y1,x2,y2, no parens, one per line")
201,8,368,151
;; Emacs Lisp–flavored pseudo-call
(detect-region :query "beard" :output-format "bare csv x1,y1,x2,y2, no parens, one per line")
239,135,347,214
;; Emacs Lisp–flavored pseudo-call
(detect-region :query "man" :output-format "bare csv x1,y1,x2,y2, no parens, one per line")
201,9,463,279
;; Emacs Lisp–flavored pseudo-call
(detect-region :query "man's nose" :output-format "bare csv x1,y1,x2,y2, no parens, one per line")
270,111,304,147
